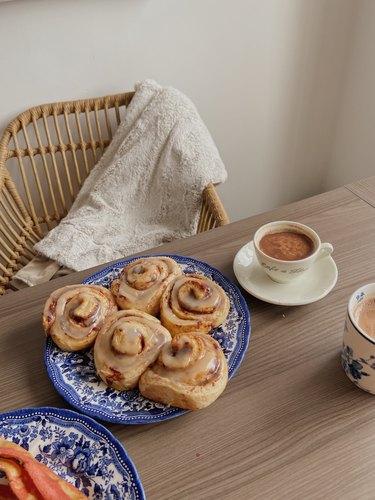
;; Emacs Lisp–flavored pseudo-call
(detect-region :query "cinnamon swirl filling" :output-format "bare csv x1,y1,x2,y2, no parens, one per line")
42,285,118,352
110,256,182,315
139,332,228,410
94,309,171,390
160,274,230,335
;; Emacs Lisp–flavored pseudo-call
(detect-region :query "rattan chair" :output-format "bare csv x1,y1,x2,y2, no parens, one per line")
0,91,229,295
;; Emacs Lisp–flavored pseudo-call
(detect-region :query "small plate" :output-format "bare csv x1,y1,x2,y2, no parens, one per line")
0,407,145,499
45,255,251,424
233,241,338,306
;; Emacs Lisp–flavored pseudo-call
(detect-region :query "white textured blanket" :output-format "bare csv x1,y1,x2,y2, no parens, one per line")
33,80,227,271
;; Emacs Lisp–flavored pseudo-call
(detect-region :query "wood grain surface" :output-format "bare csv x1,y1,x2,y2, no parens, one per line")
346,175,375,208
1,180,375,499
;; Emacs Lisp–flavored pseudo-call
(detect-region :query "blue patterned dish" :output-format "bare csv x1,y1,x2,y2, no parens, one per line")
45,255,251,424
0,407,145,499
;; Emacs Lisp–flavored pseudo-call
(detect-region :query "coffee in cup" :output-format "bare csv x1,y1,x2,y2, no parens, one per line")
253,221,333,284
259,231,315,261
342,283,375,394
352,296,375,339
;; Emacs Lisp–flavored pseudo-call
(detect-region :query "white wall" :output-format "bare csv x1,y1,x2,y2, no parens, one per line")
324,0,375,191
0,0,356,221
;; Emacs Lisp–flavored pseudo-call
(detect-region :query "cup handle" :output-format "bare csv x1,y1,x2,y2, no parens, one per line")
316,242,333,261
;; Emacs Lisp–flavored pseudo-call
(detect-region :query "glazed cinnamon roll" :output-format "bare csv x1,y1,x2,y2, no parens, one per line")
139,332,228,410
160,274,230,335
110,256,182,315
94,309,171,390
42,285,118,351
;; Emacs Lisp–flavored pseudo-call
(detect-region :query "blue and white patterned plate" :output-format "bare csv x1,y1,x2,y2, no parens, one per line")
45,255,251,424
0,407,145,499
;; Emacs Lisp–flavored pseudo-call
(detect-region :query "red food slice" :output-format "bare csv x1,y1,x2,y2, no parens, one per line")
0,483,18,500
0,458,41,499
0,439,86,499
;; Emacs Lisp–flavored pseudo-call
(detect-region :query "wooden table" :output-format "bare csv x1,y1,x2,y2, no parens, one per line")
2,177,375,500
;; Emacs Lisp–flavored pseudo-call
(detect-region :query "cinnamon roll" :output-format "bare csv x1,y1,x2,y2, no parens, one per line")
94,309,171,390
110,256,182,315
139,332,228,410
160,273,230,335
42,285,118,351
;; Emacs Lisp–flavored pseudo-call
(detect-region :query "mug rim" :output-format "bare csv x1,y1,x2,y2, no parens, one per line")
348,283,375,345
253,220,321,264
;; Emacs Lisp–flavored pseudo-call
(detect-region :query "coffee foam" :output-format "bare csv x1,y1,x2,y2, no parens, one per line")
353,297,375,338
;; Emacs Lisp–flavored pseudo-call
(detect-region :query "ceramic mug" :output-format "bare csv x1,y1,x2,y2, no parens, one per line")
342,283,375,394
253,220,333,284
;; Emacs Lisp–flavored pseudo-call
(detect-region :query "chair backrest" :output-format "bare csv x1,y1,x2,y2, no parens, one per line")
0,92,134,291
0,92,134,236
0,91,228,294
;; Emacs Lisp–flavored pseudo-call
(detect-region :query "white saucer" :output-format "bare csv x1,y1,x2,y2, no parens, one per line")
233,241,338,306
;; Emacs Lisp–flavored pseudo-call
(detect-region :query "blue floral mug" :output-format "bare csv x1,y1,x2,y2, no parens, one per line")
342,283,375,394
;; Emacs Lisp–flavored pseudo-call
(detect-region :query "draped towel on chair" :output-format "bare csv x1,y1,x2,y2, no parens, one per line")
22,80,227,273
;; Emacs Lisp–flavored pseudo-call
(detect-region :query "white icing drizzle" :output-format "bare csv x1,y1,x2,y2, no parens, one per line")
118,258,178,300
161,274,229,330
94,311,171,386
113,257,182,314
154,333,222,386
173,276,221,314
45,285,115,342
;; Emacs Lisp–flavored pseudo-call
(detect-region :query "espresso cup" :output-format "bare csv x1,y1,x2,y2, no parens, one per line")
253,221,333,284
342,283,375,394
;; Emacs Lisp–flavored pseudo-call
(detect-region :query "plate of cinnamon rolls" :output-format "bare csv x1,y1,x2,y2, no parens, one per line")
43,255,251,424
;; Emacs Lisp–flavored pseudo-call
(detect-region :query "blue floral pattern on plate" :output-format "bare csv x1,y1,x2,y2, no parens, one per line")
44,255,251,424
0,407,145,499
